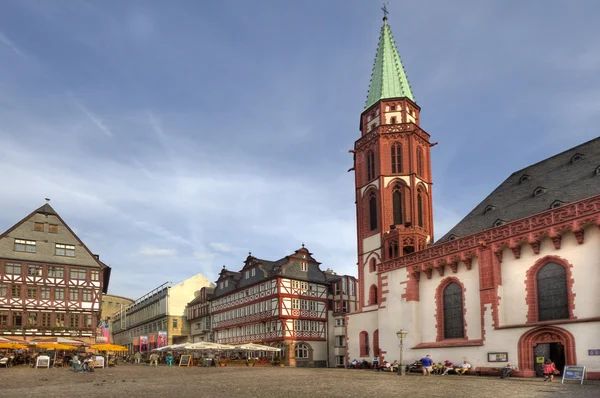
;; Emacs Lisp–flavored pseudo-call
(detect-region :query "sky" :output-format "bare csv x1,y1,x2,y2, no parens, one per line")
1,0,599,299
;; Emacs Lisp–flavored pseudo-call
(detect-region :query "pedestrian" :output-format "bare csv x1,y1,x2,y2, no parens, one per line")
134,351,142,364
420,354,434,376
72,354,80,372
372,356,379,370
543,359,558,382
149,352,160,367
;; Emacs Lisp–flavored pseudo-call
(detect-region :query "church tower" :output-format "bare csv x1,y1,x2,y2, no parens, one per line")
354,15,434,309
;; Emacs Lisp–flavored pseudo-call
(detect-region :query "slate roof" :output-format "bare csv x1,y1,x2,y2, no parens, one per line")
437,136,600,243
35,203,58,216
364,18,414,110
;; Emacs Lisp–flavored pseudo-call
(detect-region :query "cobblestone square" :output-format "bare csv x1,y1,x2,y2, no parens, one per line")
2,364,599,397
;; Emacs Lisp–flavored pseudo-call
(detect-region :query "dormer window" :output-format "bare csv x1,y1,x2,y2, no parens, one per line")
301,263,307,272
245,270,250,279
224,279,229,287
483,205,496,215
570,153,584,164
533,187,547,197
448,234,457,241
550,200,564,209
493,219,506,227
595,166,600,176
519,174,531,184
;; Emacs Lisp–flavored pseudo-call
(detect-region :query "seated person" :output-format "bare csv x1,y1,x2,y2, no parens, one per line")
377,361,391,372
391,360,399,372
456,360,471,375
405,360,421,373
442,360,454,375
349,359,359,369
88,358,97,373
501,363,517,378
434,362,444,375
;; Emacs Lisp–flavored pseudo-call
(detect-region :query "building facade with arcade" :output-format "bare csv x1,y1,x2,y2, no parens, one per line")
211,246,357,367
346,15,600,378
0,202,110,345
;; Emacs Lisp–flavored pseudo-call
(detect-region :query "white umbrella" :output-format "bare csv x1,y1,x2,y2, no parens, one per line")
185,342,234,351
234,343,281,352
155,343,190,352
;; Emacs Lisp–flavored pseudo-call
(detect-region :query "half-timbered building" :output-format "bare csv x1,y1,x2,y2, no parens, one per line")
211,246,356,367
0,202,110,344
346,15,600,379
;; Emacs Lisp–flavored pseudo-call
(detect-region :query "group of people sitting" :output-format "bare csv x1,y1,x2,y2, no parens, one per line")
71,353,97,373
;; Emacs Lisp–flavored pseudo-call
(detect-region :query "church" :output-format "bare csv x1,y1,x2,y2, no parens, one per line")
346,14,600,379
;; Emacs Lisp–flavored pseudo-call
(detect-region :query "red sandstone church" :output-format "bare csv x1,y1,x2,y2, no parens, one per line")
346,14,600,379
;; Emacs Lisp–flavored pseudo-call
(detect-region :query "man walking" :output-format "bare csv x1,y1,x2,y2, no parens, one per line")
149,352,160,367
420,354,434,376
134,351,142,364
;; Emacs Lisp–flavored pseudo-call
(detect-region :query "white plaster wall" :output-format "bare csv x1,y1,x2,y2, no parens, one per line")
360,180,380,197
346,310,379,360
383,176,410,188
168,273,213,316
499,227,600,325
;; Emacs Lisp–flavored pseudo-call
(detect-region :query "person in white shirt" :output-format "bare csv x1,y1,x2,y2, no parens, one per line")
456,360,472,376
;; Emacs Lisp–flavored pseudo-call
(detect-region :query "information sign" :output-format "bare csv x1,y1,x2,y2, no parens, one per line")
179,355,192,367
95,356,105,369
561,366,586,384
36,355,51,369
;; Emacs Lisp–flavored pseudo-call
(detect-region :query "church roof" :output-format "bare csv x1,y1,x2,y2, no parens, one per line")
364,18,414,110
437,136,600,243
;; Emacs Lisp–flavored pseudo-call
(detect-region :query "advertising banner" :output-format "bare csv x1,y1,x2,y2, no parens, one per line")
140,335,149,353
158,331,168,348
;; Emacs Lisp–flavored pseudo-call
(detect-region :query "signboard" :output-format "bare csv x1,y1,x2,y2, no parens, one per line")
536,357,545,364
140,336,148,353
179,355,192,367
158,331,168,348
562,366,586,384
487,352,508,362
36,355,51,369
95,356,105,369
588,349,600,356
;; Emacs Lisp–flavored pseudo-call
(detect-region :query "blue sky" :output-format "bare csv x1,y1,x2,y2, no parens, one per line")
1,1,599,298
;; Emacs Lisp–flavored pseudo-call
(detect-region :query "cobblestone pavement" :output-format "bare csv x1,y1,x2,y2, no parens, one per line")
2,364,599,397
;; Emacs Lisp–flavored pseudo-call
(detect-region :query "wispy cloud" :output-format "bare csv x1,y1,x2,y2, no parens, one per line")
138,247,176,257
71,96,113,137
0,31,28,60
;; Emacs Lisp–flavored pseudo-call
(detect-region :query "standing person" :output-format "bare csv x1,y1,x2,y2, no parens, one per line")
134,351,142,364
420,354,434,376
543,359,558,382
149,352,159,367
72,354,80,372
166,353,173,367
372,356,379,371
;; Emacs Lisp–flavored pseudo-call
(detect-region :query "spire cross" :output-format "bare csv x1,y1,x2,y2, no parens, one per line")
381,2,389,20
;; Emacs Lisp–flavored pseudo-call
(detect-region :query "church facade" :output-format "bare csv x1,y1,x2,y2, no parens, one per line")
346,16,600,379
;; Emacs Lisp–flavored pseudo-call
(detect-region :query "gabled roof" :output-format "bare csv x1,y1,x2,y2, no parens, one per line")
364,18,414,110
438,136,600,243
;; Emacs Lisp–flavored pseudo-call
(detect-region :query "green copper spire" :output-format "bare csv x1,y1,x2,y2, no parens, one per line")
365,18,414,110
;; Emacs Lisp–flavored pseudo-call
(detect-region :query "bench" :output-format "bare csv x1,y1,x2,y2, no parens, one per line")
475,367,504,376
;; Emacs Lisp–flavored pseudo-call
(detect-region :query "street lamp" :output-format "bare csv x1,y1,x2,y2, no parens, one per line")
396,329,408,376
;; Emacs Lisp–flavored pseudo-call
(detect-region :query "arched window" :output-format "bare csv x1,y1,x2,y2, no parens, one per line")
366,151,375,181
369,192,378,231
295,343,309,358
537,262,568,321
369,258,376,273
443,282,464,339
359,331,370,356
416,147,424,177
417,190,424,227
391,143,402,173
369,285,378,305
392,185,403,225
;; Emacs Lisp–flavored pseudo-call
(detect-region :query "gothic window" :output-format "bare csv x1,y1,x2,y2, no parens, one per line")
359,331,370,356
391,143,402,173
369,285,378,305
369,192,378,231
369,258,376,273
392,186,403,225
443,282,464,339
366,150,375,181
416,147,424,177
537,262,568,321
417,190,424,227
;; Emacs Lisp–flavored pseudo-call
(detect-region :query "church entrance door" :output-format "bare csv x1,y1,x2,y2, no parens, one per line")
533,342,565,376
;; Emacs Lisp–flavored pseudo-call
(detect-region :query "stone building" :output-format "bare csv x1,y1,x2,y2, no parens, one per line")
185,286,215,343
346,14,600,379
111,273,212,353
0,202,110,345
